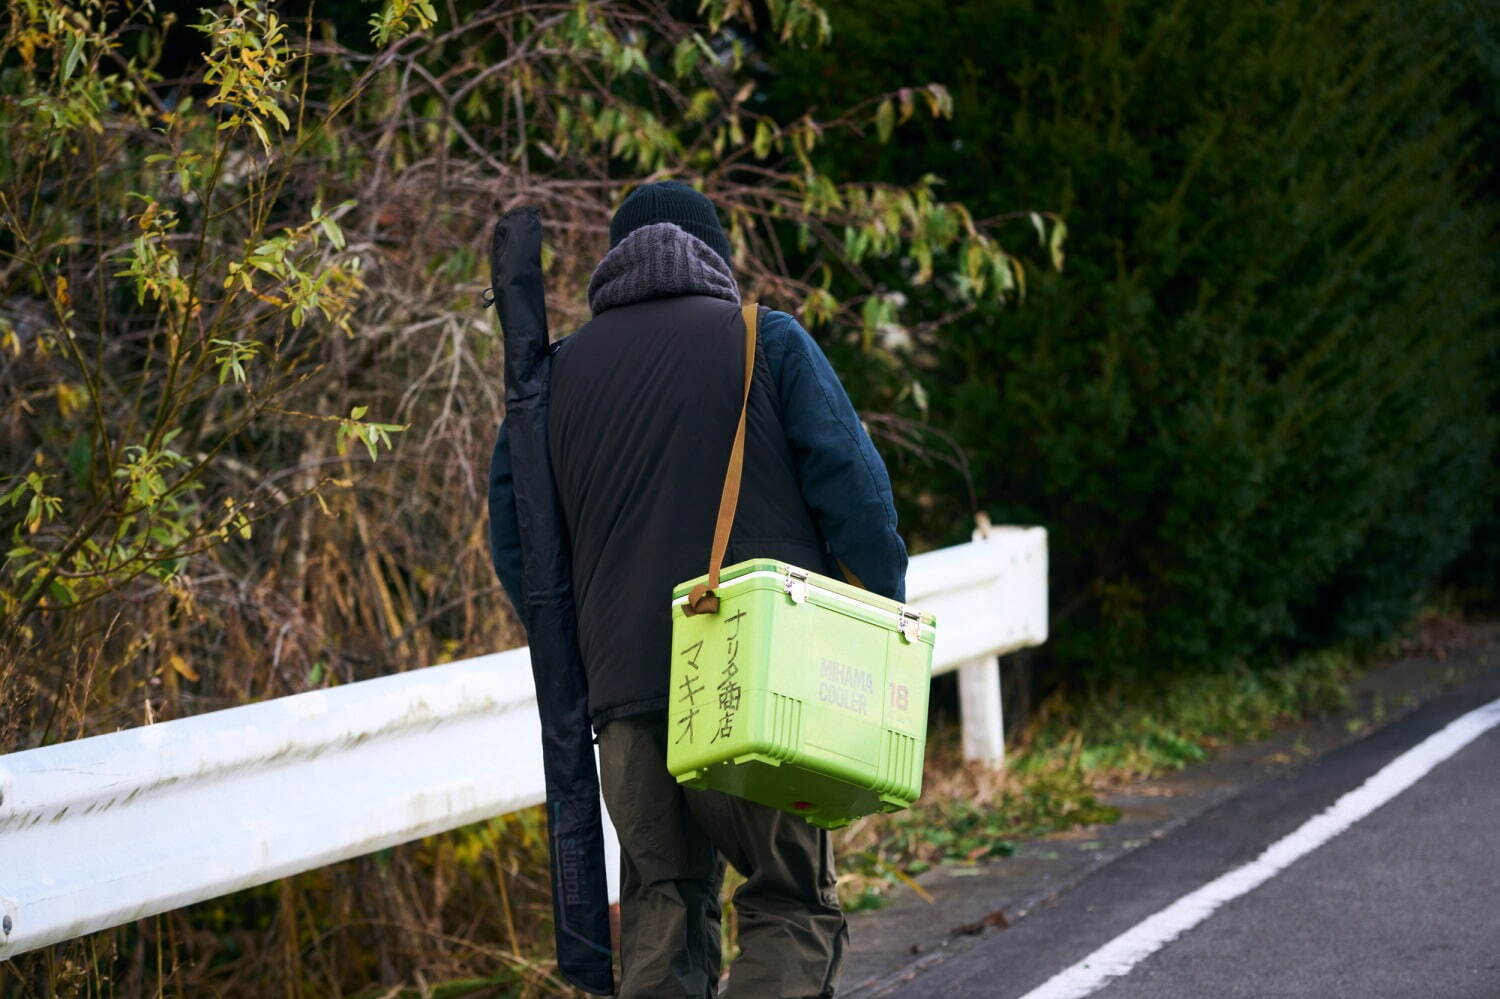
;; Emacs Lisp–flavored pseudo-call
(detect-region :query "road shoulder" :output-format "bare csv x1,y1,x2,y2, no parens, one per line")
838,618,1500,998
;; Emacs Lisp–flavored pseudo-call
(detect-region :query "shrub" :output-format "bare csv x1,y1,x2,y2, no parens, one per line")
771,0,1500,684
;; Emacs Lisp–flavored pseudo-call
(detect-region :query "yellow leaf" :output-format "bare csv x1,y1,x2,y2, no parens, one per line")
168,653,200,682
56,382,84,419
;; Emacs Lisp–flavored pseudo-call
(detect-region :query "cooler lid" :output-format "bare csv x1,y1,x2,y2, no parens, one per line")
671,558,936,645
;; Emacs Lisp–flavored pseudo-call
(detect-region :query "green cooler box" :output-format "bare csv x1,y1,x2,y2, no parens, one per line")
666,558,935,830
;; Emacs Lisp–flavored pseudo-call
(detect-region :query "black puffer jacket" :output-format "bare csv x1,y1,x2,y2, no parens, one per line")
489,254,907,730
553,294,830,725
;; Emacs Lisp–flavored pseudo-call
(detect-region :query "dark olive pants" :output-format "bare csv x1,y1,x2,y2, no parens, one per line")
597,716,847,999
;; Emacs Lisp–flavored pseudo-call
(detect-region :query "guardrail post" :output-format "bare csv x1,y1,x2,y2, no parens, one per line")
958,655,1005,768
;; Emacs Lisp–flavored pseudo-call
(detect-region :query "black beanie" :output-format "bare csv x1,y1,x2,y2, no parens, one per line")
608,180,733,269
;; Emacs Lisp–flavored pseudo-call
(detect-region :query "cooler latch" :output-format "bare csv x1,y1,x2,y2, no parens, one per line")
898,607,922,643
784,567,810,605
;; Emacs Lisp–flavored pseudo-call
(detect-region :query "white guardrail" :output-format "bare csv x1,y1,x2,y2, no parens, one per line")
0,527,1046,961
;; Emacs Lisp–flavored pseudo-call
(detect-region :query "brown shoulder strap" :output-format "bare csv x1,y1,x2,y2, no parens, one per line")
836,558,866,591
684,301,758,617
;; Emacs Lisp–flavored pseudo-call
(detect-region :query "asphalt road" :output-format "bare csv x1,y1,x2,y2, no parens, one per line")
880,675,1500,999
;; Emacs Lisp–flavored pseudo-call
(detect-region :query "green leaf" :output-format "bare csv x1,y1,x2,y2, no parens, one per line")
248,118,271,151
1,478,29,506
753,121,774,160
911,380,929,417
672,36,698,78
62,33,85,82
995,254,1015,294
913,238,933,284
876,98,895,143
318,216,345,250
1049,220,1068,271
860,295,887,350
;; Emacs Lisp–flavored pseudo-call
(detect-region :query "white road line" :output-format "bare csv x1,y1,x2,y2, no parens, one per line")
1019,696,1500,999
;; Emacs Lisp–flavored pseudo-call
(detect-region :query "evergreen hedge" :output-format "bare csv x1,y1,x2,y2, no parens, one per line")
771,0,1500,683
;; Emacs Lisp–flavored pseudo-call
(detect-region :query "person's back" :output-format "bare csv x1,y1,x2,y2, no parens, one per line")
550,292,830,728
488,181,907,998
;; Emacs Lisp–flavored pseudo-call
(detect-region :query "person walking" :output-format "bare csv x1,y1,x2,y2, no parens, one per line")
487,180,908,998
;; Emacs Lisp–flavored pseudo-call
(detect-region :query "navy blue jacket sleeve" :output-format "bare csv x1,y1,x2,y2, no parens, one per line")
762,310,909,601
487,419,528,624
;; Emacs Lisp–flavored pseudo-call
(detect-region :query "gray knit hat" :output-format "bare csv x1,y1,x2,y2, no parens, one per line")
608,180,732,269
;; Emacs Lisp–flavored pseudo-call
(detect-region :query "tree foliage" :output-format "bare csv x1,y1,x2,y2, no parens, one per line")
0,0,1028,746
0,0,1031,992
